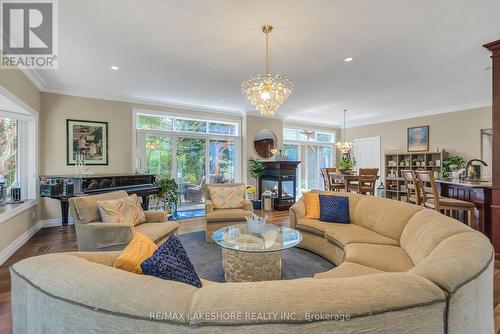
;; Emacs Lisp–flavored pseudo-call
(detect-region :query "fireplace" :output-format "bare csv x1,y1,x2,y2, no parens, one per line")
258,161,301,210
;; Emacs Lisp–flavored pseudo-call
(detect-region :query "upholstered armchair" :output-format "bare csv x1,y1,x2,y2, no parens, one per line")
204,183,253,243
69,190,179,251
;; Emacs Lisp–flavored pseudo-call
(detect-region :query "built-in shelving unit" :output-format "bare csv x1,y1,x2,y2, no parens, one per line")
384,150,449,201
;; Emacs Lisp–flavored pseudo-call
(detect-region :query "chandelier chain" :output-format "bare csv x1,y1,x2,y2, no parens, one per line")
265,29,269,74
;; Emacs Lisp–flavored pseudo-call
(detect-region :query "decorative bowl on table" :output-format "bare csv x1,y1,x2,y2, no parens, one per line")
245,214,267,234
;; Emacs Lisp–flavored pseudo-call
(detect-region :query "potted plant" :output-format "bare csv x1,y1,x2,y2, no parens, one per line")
338,158,354,173
442,156,465,177
155,175,179,216
248,157,264,209
413,157,424,166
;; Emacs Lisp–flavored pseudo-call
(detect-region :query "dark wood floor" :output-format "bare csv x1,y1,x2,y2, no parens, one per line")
0,211,497,333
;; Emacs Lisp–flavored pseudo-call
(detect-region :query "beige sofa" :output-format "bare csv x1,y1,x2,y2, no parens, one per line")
69,190,179,251
204,183,253,242
11,192,493,333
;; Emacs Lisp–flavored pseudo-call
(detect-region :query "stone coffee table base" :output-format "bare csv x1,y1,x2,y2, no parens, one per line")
221,247,282,282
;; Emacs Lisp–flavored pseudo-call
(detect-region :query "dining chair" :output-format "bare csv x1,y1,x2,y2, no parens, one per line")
350,168,379,195
321,168,344,191
415,170,475,228
400,170,421,205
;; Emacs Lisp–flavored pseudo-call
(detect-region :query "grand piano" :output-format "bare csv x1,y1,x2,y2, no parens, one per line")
39,174,160,226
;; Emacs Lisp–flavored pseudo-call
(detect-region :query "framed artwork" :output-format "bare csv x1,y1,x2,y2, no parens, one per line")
407,125,429,152
67,119,108,165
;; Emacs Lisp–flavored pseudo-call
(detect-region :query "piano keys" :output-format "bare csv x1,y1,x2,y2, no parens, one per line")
39,174,161,226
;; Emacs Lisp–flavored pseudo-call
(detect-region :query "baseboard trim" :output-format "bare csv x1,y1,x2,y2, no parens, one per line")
0,222,41,266
39,218,73,228
0,218,73,266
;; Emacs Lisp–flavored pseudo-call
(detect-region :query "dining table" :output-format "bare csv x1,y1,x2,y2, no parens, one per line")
328,171,380,192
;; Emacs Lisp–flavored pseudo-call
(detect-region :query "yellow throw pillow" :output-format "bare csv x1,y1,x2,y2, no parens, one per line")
97,194,146,226
113,232,157,274
304,192,320,219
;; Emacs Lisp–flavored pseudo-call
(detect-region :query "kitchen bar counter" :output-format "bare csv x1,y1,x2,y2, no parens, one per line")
435,178,492,188
435,178,492,239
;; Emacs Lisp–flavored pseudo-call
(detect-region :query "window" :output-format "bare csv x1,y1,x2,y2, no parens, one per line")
0,117,17,186
284,128,335,143
137,114,173,131
135,113,238,136
283,127,336,192
175,119,207,133
134,110,241,211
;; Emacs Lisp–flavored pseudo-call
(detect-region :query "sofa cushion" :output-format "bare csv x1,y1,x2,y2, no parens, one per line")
97,194,146,226
314,262,383,279
400,209,471,265
344,243,414,272
319,194,350,223
408,231,493,293
141,235,202,288
351,195,423,241
207,184,245,209
303,192,320,219
73,190,128,224
324,223,399,248
113,232,157,274
205,209,253,222
296,217,335,236
11,253,197,324
189,273,445,326
134,221,179,243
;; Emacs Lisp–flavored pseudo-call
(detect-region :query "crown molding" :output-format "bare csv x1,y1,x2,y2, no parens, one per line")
19,72,492,129
345,101,492,128
42,86,245,117
20,69,47,91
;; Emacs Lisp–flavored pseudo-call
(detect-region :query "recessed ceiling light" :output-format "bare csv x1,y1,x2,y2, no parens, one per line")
110,65,119,70
344,57,353,62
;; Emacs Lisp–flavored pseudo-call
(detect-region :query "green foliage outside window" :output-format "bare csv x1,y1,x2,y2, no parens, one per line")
0,118,17,187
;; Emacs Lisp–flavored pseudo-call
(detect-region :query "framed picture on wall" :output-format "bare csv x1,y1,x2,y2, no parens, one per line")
407,125,429,152
67,119,108,165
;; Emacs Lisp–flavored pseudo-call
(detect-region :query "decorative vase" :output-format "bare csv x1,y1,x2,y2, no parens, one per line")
246,214,267,234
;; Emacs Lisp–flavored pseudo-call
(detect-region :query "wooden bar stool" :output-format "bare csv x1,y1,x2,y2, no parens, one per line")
400,170,421,205
415,170,476,228
321,168,344,191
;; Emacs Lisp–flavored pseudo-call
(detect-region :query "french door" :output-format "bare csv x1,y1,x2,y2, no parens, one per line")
138,133,237,210
284,143,334,192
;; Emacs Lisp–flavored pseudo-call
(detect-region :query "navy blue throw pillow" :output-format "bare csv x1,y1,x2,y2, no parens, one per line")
319,195,350,224
141,235,202,288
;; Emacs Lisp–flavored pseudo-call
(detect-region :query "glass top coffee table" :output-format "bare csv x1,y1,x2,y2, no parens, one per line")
212,224,302,282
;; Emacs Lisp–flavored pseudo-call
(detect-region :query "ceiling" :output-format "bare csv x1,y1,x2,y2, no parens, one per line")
28,0,500,127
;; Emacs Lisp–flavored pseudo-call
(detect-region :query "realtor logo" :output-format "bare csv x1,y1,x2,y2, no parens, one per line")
1,0,58,68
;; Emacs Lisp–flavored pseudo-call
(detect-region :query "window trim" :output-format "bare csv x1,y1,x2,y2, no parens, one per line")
283,127,336,191
0,85,39,223
132,109,242,183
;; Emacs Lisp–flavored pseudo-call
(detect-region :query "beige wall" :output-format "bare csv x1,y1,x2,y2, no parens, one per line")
242,115,284,186
0,69,41,256
345,106,492,177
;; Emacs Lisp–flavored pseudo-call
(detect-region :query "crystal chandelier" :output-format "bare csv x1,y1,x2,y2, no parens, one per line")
336,109,353,154
242,25,294,117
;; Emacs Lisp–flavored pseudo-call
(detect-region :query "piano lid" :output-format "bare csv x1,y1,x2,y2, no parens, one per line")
40,173,157,179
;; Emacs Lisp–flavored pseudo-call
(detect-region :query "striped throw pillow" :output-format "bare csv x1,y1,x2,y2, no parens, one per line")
208,185,245,209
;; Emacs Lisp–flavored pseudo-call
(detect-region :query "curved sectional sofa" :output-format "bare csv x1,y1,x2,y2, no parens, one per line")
11,192,493,333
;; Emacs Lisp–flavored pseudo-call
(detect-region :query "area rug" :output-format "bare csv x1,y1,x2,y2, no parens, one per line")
169,209,205,221
178,231,335,282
